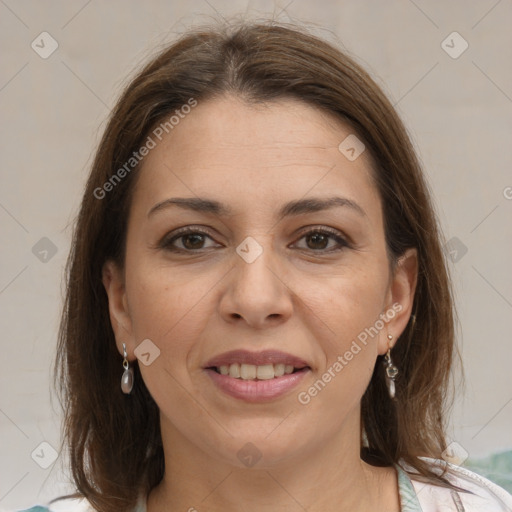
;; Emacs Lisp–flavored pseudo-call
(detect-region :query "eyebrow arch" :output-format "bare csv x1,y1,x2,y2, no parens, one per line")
147,196,367,219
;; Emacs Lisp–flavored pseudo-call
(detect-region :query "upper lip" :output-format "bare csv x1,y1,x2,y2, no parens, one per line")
204,350,310,369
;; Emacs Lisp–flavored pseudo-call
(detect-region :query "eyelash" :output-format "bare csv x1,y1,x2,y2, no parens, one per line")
159,226,350,254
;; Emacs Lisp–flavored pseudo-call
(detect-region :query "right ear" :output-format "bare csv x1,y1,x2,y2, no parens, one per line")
102,259,136,359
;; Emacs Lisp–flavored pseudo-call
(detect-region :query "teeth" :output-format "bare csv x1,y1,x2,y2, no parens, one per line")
229,363,240,378
274,363,285,377
240,364,257,379
216,363,301,380
256,364,274,380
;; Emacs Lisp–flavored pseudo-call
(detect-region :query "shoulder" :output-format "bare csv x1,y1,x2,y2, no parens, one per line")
402,456,512,512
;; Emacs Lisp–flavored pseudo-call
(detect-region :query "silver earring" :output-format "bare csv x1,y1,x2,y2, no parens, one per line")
121,343,134,394
383,334,398,400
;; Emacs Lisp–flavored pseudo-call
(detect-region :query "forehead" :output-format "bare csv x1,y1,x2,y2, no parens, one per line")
130,95,381,221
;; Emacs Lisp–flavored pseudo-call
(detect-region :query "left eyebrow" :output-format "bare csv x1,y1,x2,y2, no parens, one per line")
147,196,367,220
278,196,367,219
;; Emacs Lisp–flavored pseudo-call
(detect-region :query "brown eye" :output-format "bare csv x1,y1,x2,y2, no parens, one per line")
180,233,207,250
294,228,349,253
305,232,330,250
160,228,218,252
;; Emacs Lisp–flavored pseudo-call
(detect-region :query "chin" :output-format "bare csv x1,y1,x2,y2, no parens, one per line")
211,429,309,470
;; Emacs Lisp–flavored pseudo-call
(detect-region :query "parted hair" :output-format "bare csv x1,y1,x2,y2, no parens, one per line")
53,19,465,511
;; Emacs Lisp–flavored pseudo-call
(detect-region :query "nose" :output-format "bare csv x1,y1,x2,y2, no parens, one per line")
218,235,294,329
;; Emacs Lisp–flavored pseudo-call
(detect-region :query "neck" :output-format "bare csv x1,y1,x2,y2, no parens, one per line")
147,409,398,512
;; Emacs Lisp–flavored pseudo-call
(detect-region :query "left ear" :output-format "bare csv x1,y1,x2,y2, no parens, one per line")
378,247,418,356
102,259,137,360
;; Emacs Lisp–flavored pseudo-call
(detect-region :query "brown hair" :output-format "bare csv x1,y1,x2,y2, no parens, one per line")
53,19,466,511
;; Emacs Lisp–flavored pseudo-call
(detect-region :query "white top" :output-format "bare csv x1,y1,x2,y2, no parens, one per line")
402,457,512,511
16,457,512,512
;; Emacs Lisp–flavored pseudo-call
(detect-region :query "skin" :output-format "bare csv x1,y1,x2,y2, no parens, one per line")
102,94,417,512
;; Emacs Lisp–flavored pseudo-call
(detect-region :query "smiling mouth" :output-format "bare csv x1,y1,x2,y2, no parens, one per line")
208,363,309,380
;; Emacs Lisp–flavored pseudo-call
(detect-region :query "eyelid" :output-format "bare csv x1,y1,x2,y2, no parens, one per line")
158,225,218,250
294,225,352,245
292,226,351,253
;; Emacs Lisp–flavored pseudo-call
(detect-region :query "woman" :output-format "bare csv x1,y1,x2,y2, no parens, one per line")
21,20,512,512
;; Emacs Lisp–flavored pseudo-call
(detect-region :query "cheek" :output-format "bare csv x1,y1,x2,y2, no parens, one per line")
126,270,214,407
293,286,381,439
127,262,196,330
125,265,223,367
295,265,387,410
301,267,388,349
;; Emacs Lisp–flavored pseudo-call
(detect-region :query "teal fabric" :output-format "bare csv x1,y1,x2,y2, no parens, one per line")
465,449,512,493
395,463,423,511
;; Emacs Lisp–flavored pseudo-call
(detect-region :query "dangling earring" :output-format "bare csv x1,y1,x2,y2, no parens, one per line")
121,343,134,394
383,334,398,400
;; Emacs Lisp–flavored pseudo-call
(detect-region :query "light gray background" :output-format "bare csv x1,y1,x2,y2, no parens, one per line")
1,0,511,509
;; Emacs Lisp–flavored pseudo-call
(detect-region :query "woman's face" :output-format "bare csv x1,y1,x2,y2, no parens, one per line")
103,95,416,468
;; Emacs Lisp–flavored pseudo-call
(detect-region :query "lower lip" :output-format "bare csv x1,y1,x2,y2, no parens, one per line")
205,368,309,403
